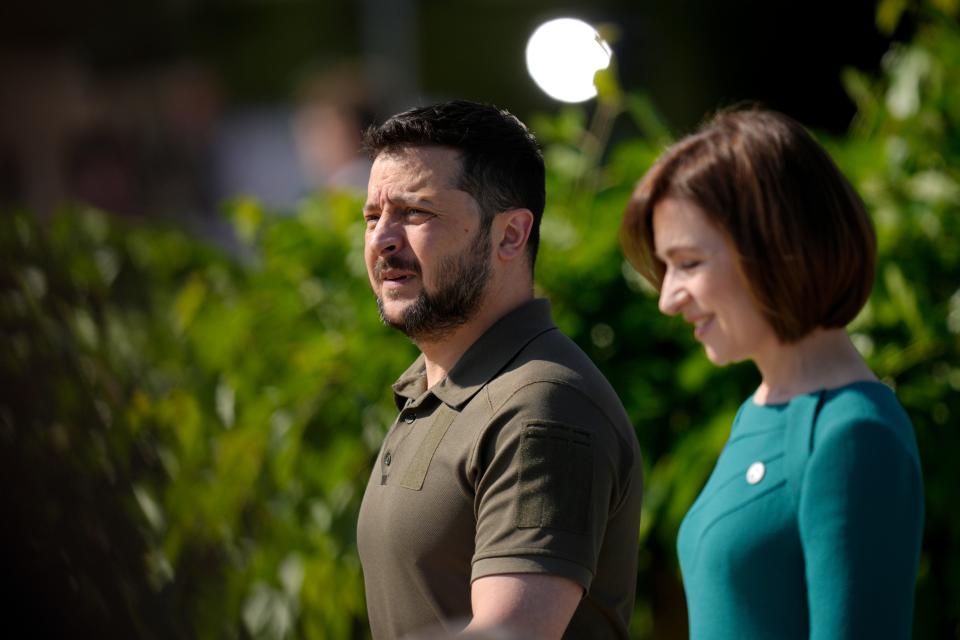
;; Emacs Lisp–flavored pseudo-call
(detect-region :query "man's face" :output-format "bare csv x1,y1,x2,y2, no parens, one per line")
363,146,493,341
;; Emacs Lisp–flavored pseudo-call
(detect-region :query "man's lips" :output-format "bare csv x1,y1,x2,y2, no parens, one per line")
374,258,420,285
381,271,416,285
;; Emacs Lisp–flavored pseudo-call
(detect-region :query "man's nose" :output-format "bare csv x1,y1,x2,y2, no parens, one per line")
368,216,403,256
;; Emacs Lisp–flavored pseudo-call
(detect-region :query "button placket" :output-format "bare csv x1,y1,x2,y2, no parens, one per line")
379,414,404,479
380,404,419,480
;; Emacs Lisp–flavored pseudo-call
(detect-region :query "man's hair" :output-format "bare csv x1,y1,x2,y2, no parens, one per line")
621,107,876,343
362,100,546,269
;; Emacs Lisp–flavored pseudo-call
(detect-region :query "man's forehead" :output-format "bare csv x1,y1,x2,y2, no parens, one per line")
366,146,467,203
374,146,462,178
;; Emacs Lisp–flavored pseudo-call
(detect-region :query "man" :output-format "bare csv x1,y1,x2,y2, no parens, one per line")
356,100,643,639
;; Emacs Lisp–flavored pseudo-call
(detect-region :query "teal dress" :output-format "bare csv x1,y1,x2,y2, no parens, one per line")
677,381,924,639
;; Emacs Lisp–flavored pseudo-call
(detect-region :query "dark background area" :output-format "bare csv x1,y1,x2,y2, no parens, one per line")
1,0,903,226
2,0,896,129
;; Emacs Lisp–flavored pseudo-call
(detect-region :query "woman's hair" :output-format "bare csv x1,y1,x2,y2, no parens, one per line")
620,108,876,343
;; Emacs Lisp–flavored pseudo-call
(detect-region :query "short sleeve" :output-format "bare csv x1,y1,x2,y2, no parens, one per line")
469,381,626,591
798,417,924,639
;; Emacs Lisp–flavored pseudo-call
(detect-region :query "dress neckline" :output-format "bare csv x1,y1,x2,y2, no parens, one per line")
749,379,889,409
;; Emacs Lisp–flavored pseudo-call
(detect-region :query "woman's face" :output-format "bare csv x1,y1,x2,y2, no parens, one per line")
652,197,779,366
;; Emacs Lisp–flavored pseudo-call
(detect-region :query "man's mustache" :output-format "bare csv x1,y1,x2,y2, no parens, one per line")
374,255,422,280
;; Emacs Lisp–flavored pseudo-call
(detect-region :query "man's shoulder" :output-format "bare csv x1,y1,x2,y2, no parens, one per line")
484,327,631,430
488,327,595,381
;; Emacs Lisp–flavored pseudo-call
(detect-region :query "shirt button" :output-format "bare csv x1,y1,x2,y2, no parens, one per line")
403,413,416,424
384,451,392,466
746,461,765,485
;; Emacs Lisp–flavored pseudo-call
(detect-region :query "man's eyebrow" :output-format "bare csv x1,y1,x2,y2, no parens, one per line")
363,194,438,213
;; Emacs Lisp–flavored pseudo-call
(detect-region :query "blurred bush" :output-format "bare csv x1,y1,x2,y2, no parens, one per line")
1,193,414,638
1,4,958,638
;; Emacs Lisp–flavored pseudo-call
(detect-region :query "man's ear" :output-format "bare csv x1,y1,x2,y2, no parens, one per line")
495,208,534,262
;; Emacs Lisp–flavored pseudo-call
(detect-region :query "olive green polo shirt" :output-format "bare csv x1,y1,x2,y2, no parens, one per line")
357,299,643,639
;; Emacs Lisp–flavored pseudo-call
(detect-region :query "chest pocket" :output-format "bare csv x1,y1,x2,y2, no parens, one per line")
398,403,458,491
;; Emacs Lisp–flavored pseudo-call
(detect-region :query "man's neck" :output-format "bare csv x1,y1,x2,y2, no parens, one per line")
417,284,532,389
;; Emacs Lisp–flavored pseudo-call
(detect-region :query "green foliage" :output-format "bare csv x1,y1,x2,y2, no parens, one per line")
3,8,960,639
837,12,960,636
2,193,414,638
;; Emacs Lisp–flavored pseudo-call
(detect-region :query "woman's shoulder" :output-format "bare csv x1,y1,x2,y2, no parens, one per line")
817,380,907,424
813,381,919,460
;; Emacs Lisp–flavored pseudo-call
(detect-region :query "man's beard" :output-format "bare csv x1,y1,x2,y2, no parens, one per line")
374,225,492,342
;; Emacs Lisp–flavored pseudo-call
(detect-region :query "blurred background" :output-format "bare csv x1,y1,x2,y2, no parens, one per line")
1,0,895,221
2,0,958,638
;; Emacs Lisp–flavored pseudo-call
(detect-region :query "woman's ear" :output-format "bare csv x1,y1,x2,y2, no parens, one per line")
495,208,534,262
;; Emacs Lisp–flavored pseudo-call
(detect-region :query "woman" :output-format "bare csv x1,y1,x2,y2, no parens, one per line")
621,109,924,639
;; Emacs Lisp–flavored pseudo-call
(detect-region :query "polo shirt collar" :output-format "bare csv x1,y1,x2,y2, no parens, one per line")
392,354,428,410
391,298,557,411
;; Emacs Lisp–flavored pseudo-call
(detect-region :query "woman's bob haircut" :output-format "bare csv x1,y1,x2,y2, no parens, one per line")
620,108,876,343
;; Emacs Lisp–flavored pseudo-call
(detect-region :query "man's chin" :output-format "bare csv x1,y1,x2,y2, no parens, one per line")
378,299,410,321
376,298,416,332
376,297,462,342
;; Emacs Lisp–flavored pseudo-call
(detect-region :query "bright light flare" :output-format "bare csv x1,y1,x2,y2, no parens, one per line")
525,18,612,103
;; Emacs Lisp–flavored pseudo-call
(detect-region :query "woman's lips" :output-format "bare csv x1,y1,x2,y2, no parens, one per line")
693,315,714,339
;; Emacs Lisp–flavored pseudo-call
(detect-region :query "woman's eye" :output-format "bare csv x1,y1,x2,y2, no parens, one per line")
678,259,702,270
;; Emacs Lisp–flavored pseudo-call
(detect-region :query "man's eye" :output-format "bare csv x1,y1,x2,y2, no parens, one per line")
364,215,379,226
407,209,432,221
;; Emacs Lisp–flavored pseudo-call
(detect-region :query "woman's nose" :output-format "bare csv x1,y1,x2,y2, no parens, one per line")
658,274,686,315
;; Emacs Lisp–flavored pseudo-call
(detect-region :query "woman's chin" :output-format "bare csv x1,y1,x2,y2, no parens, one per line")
703,345,735,367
